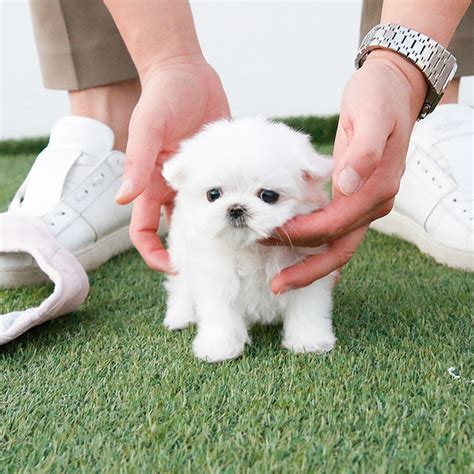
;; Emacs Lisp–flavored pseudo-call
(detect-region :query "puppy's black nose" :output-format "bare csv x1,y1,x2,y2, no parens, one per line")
228,204,246,219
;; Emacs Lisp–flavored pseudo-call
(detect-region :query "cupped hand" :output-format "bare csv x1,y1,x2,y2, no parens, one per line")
269,51,427,294
115,59,231,273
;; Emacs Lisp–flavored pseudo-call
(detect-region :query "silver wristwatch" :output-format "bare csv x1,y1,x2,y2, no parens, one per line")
355,23,457,120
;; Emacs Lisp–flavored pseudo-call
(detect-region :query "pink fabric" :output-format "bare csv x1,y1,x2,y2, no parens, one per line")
0,214,89,344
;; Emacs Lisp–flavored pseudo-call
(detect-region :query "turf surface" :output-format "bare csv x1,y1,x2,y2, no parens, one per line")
0,127,472,473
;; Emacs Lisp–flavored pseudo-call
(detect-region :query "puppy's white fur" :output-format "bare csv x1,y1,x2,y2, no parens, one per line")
163,118,336,362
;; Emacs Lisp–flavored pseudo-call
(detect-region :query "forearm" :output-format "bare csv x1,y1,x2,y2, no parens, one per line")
104,0,205,78
381,0,470,47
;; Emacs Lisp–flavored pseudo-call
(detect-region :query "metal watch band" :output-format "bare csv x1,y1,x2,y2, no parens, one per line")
355,23,457,120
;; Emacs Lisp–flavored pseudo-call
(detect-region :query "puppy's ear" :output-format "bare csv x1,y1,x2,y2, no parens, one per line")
302,148,333,182
162,153,186,190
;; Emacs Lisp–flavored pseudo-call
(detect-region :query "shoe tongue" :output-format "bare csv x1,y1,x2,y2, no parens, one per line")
20,116,115,216
49,116,115,156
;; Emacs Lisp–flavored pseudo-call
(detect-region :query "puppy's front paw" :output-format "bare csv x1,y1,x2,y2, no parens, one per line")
164,306,195,331
192,326,250,363
282,329,336,354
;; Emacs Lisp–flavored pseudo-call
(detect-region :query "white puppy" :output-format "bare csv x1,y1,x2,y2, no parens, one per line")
162,118,336,362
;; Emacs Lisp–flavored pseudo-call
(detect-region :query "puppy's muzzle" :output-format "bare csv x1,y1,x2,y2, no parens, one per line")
227,204,248,227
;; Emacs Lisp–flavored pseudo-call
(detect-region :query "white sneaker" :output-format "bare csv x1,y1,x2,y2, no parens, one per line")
371,104,473,271
0,116,133,288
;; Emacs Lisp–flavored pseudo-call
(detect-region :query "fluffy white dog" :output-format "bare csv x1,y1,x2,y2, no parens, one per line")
162,118,336,362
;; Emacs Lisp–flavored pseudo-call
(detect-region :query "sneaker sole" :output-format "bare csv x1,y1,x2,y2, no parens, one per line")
0,226,133,289
370,210,473,271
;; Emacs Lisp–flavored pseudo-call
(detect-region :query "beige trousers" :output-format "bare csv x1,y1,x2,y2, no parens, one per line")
30,0,472,90
30,0,137,90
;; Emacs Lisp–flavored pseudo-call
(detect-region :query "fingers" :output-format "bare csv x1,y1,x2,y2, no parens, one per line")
262,111,399,249
264,196,394,248
335,115,392,196
333,267,343,286
129,172,175,274
115,97,166,205
270,226,367,294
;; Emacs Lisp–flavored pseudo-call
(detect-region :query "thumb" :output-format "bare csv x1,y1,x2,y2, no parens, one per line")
335,119,390,196
115,98,166,205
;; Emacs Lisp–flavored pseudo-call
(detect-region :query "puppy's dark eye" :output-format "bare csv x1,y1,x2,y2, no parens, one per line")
258,189,279,204
207,188,223,202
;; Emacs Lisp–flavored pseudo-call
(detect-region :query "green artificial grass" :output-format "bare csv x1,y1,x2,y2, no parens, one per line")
0,123,472,473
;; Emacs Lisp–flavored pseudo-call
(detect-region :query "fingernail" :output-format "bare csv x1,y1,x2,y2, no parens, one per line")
272,281,293,295
338,165,362,195
115,180,132,202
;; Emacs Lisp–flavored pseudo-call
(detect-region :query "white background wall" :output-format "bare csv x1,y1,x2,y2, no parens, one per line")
0,1,472,140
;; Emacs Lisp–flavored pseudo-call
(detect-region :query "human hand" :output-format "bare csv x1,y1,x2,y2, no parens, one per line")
115,59,231,273
268,50,427,293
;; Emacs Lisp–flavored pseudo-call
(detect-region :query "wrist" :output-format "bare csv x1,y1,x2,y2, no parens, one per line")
139,52,208,85
364,49,428,122
104,0,205,83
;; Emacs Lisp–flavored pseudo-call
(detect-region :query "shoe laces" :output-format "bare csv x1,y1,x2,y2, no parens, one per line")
413,148,473,229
